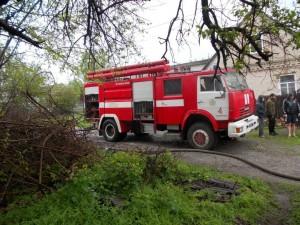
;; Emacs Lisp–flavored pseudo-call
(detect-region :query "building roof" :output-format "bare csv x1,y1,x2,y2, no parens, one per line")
172,58,211,68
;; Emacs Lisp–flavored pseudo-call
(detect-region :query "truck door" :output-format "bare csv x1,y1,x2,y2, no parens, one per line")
132,80,154,119
197,75,229,120
155,77,185,125
132,80,155,133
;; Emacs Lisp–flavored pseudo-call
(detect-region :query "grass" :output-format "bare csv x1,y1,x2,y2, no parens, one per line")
247,127,300,147
272,182,300,225
0,152,273,225
288,190,300,225
279,183,300,225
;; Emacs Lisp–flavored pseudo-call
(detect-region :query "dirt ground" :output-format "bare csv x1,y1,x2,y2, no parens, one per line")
89,129,300,225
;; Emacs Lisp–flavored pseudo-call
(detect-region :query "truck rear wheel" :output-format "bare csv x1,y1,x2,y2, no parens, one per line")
187,123,216,150
102,119,120,142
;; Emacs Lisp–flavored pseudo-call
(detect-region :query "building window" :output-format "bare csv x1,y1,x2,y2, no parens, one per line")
279,75,296,96
164,79,182,95
249,34,264,54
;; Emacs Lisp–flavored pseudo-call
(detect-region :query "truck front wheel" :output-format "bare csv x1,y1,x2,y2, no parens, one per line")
102,119,120,142
187,123,216,150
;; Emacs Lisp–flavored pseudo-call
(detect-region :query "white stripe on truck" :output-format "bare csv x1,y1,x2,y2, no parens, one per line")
98,99,184,109
99,101,132,108
156,99,184,107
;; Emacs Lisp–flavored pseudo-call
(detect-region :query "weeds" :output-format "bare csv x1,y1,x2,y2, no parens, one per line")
0,152,273,225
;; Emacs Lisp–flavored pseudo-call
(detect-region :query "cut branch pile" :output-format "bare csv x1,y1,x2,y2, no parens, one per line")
0,94,95,207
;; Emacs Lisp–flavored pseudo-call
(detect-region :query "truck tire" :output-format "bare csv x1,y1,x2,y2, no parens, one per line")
187,123,216,150
102,119,120,142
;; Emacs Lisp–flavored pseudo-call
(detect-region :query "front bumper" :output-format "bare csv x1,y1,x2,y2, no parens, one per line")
228,115,259,138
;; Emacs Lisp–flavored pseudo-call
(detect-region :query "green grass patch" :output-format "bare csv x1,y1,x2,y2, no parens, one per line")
248,128,300,147
0,152,273,225
287,187,300,225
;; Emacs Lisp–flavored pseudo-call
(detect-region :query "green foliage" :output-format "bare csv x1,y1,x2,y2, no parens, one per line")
0,0,145,71
0,59,47,99
0,57,83,116
92,152,145,196
71,51,108,80
198,0,300,70
0,152,273,225
50,80,83,114
75,113,91,128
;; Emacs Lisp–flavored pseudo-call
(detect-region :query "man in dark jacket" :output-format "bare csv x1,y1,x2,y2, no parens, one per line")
283,94,300,137
256,95,265,137
266,93,277,136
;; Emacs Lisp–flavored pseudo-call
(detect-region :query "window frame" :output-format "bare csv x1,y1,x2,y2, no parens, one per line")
163,78,182,96
199,75,224,92
279,74,297,96
249,34,264,55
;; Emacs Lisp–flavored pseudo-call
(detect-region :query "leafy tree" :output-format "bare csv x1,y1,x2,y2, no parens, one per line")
0,58,50,117
0,57,83,117
0,0,146,70
71,51,108,80
162,0,300,71
0,0,299,73
50,81,83,114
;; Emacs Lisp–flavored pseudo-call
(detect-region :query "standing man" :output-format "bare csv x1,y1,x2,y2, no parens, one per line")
283,94,300,137
256,95,265,138
266,93,277,136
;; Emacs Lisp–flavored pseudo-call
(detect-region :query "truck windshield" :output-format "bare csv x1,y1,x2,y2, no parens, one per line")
224,72,248,90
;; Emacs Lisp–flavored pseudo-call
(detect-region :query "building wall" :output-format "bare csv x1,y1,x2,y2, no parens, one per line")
190,60,300,96
199,28,300,96
244,60,300,96
201,52,300,96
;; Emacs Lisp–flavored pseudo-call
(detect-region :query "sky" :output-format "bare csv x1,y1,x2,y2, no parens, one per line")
135,0,295,64
135,0,214,64
50,0,295,83
50,0,216,83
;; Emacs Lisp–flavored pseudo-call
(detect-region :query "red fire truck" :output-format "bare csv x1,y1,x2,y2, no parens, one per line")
84,60,258,149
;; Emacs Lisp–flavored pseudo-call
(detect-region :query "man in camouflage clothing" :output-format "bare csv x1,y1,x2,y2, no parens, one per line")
266,93,278,136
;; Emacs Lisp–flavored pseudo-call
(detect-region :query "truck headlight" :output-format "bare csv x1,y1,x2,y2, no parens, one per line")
236,127,243,133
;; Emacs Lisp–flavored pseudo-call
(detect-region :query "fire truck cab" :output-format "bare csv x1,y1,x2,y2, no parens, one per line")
84,60,258,149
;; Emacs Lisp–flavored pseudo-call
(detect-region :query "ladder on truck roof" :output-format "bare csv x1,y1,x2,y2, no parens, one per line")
86,60,170,81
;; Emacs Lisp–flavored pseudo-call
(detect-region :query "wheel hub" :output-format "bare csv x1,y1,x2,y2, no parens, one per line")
192,130,209,147
105,124,115,138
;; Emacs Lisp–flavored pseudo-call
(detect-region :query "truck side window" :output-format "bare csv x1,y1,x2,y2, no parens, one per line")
214,78,224,91
200,77,214,91
200,76,223,92
164,79,182,95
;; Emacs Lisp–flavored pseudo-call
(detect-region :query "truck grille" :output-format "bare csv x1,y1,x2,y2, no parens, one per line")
240,106,250,117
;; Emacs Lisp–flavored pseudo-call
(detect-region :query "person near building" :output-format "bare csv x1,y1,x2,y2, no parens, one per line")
281,94,288,123
266,93,277,136
283,94,300,137
256,95,265,138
